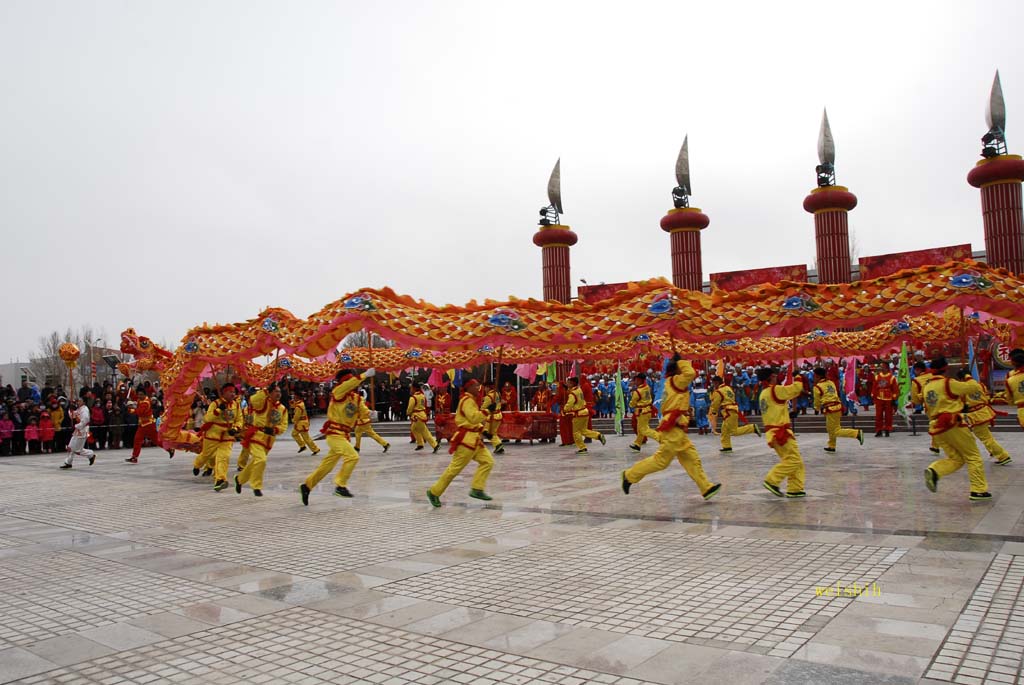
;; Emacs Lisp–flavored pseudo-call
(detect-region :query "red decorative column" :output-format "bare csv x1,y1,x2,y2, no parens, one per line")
804,186,857,284
967,155,1024,274
533,225,578,303
660,208,709,291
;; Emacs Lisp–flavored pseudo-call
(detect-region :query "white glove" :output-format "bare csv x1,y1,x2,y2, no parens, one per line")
364,368,376,378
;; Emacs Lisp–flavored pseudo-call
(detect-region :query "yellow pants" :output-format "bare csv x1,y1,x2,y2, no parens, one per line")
624,429,712,493
211,441,234,483
765,439,805,493
237,444,251,470
632,413,660,447
292,428,319,454
720,414,756,449
237,442,272,491
304,434,359,489
428,443,494,496
824,412,860,449
354,424,388,450
193,440,217,471
929,427,988,492
486,418,503,449
411,420,438,449
571,416,600,450
970,424,1009,461
1017,408,1024,429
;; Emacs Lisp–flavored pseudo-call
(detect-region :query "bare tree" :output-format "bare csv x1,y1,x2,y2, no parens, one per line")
340,331,394,350
32,325,110,391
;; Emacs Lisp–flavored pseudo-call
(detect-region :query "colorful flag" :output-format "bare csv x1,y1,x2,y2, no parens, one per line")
968,339,980,380
896,343,911,427
614,366,625,435
546,363,557,383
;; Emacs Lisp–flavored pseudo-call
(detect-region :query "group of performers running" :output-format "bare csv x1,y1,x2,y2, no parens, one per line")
58,349,1024,505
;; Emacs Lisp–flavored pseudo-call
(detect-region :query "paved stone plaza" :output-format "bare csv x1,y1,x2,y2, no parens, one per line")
1,427,1022,684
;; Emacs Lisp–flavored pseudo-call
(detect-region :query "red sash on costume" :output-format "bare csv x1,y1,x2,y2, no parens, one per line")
240,425,258,448
657,409,692,433
764,423,793,448
448,426,483,455
321,420,352,438
928,412,963,436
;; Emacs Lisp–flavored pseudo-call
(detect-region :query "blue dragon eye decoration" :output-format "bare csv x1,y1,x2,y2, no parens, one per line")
633,334,651,342
183,340,199,353
782,293,821,313
261,318,280,333
805,329,829,340
344,294,378,311
890,321,911,334
278,358,292,368
487,309,527,332
948,272,993,290
717,339,738,348
647,295,674,315
405,350,422,359
477,345,494,354
339,353,353,363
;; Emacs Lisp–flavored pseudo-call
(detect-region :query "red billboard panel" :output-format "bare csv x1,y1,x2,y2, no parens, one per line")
710,264,808,291
577,282,632,303
859,244,971,280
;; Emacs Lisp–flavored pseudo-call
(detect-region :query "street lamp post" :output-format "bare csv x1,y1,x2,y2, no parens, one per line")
90,338,103,385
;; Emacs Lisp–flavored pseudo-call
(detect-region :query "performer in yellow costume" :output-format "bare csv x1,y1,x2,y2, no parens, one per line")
955,368,1011,466
628,373,660,452
407,385,440,452
758,367,807,498
299,369,374,505
236,400,254,472
910,361,939,454
234,382,287,497
427,378,495,506
290,396,319,455
565,376,604,454
922,357,990,500
480,381,504,454
709,375,760,452
194,383,243,491
354,392,389,453
621,357,720,499
812,367,863,453
1004,349,1024,429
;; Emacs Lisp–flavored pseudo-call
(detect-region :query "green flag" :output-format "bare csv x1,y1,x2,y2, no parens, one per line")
546,362,556,383
614,366,625,435
896,342,911,427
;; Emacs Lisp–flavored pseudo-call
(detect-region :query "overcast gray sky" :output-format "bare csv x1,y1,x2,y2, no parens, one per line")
1,0,1020,361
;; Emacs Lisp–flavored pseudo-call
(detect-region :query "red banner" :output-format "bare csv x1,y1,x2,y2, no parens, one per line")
577,282,631,303
859,244,971,280
710,264,808,291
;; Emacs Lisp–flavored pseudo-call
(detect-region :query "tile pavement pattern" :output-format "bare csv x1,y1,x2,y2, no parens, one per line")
925,554,1024,684
142,508,542,577
384,528,908,657
0,551,236,648
9,610,661,685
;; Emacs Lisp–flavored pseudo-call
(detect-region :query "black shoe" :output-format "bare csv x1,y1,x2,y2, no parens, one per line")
354,446,360,452
415,445,424,451
884,431,890,437
702,483,722,500
167,449,175,459
929,447,941,454
234,476,242,494
874,432,883,437
629,444,641,452
253,489,262,497
334,486,353,498
298,446,306,454
969,491,992,501
59,463,72,469
763,481,784,498
494,445,504,454
88,455,95,466
202,468,213,477
824,447,836,453
924,467,938,493
427,490,441,507
409,439,416,443
621,471,632,495
469,489,492,501
996,456,1012,466
213,480,228,492
432,443,441,454
193,467,200,476
383,443,390,453
785,491,807,498
300,483,310,506
719,447,733,452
